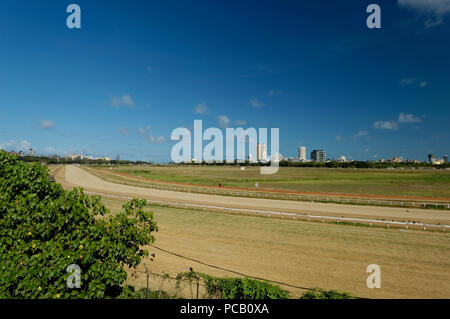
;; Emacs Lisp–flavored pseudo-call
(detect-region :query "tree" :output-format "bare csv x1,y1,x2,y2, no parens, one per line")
0,151,157,298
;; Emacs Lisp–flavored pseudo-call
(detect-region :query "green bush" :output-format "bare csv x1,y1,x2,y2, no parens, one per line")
300,289,353,299
177,270,289,299
0,151,157,298
205,277,289,299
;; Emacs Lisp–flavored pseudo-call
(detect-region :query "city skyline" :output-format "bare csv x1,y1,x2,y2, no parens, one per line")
0,1,449,162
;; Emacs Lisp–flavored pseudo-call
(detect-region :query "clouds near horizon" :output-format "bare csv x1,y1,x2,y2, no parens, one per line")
398,0,450,27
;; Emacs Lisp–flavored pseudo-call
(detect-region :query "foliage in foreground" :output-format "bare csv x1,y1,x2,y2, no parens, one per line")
176,270,290,299
0,151,157,298
300,289,354,299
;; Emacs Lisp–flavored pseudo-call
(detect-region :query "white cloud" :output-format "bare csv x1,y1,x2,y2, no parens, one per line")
249,97,264,108
399,77,428,88
398,0,450,27
20,140,32,150
137,126,166,143
398,113,422,123
217,115,230,128
399,77,417,85
0,140,17,150
373,120,399,130
353,130,369,140
0,140,32,152
110,94,134,108
194,102,210,114
40,119,55,129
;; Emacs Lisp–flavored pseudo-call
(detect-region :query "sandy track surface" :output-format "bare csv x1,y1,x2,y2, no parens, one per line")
57,165,450,225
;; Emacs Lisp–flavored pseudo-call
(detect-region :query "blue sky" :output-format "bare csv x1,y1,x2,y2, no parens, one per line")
0,0,449,162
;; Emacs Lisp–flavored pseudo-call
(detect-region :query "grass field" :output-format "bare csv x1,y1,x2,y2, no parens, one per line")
101,165,450,198
101,196,450,299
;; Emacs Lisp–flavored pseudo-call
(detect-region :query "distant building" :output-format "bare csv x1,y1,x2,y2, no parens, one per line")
116,155,120,161
444,155,448,163
388,157,403,163
338,155,346,162
428,154,436,163
311,150,326,163
67,154,80,160
28,149,35,156
298,146,306,161
257,143,267,161
272,152,284,162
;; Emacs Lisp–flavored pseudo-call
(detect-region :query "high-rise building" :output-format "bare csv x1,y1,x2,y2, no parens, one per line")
256,143,267,162
444,155,448,163
311,150,326,162
428,154,436,163
298,146,306,161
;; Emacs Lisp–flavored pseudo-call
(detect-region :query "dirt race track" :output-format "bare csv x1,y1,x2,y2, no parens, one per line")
54,165,450,298
56,165,450,225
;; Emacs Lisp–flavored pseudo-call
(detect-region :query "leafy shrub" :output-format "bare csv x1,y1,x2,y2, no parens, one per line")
300,289,353,299
209,277,289,299
176,270,289,299
0,151,157,298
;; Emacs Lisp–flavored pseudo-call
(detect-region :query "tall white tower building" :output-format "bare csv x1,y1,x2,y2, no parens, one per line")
298,146,306,161
257,143,267,161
